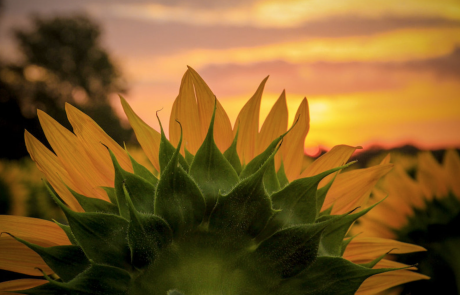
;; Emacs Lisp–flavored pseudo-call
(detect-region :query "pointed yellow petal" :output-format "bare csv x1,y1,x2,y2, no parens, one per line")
0,236,52,276
120,96,161,173
343,237,426,261
417,151,449,199
187,66,233,152
0,215,70,246
24,131,83,212
233,76,268,165
356,270,429,295
65,103,133,186
444,149,460,197
0,279,47,292
37,110,108,201
323,163,393,214
300,145,360,185
169,69,203,155
257,90,288,170
281,98,310,181
380,153,391,165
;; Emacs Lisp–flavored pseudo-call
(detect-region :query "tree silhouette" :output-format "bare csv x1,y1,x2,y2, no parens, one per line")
0,13,133,159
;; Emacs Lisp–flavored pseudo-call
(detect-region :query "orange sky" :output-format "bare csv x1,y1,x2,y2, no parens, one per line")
2,0,460,154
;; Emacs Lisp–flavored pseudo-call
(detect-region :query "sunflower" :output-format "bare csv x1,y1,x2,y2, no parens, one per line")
0,67,428,294
354,150,460,294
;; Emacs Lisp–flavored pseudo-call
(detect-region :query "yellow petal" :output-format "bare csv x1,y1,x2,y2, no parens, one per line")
169,69,203,155
323,163,394,214
300,145,360,184
417,151,449,199
37,110,108,200
257,90,288,170
0,236,52,276
187,66,233,152
444,149,460,197
0,279,47,293
343,237,426,261
356,270,429,295
0,215,70,246
24,131,83,212
120,96,161,173
281,98,310,181
233,76,268,165
65,103,133,186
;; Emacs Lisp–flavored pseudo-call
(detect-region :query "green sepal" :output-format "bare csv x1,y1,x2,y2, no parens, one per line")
46,182,131,269
276,162,289,189
123,184,173,269
271,165,349,227
102,186,117,205
189,101,239,215
184,147,195,166
254,219,332,278
223,128,242,175
17,263,131,295
318,198,385,257
239,119,296,180
318,205,333,218
209,145,279,238
6,233,89,282
359,251,389,269
316,172,338,216
128,151,158,186
155,129,206,235
341,233,360,256
67,186,119,215
263,156,280,195
280,256,396,295
54,220,77,245
110,149,156,217
157,115,189,174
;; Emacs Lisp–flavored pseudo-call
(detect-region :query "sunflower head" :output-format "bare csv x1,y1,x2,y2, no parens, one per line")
0,67,427,294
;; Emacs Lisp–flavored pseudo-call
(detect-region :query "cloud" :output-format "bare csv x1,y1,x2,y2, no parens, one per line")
95,0,460,28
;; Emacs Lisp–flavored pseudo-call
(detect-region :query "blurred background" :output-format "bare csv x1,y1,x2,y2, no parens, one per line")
0,0,459,213
0,1,460,293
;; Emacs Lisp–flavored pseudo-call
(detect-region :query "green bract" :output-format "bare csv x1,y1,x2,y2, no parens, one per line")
13,105,398,295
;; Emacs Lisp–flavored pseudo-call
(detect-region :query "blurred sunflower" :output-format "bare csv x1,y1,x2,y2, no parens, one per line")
0,67,428,294
354,150,460,294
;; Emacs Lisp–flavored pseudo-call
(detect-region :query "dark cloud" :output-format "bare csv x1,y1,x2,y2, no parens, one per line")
403,47,460,78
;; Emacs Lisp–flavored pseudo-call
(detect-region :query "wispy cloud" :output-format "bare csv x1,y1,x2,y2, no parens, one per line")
96,0,460,28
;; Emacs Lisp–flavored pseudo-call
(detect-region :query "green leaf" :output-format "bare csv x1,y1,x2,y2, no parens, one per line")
223,128,242,175
280,256,396,295
128,152,158,186
67,186,119,215
316,173,337,216
276,162,289,189
254,220,332,278
54,220,77,245
318,198,385,257
123,184,173,269
47,182,131,269
239,119,297,180
157,114,189,174
189,101,239,215
271,165,348,227
110,149,156,217
263,157,280,195
154,128,206,235
7,233,90,282
209,145,279,238
18,264,131,295
184,147,195,166
102,186,117,205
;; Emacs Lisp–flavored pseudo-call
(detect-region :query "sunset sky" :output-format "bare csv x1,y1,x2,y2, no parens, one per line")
1,0,459,155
